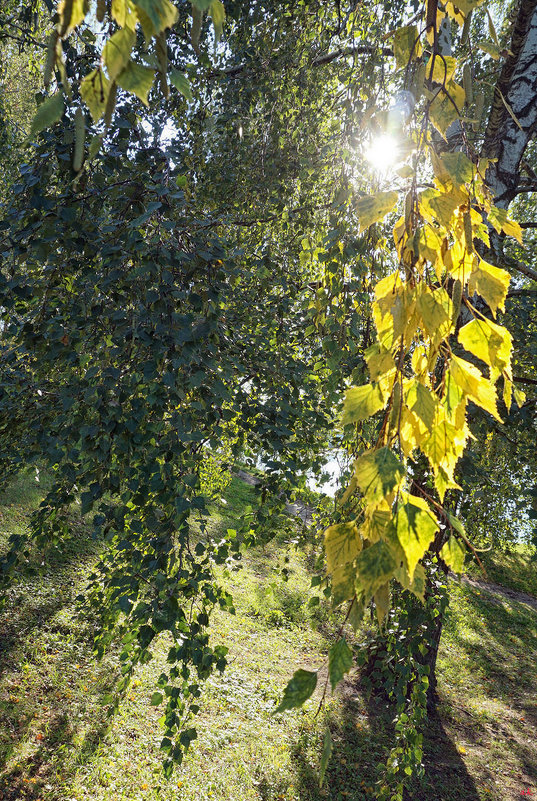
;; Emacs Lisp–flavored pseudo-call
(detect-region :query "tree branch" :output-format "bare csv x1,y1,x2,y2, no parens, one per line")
207,44,392,79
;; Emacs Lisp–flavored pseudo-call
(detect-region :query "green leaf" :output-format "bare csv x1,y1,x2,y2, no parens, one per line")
151,691,164,705
30,93,64,136
274,669,317,714
353,447,405,505
393,25,422,70
355,540,397,597
468,258,510,317
191,0,213,9
477,39,501,59
131,0,178,37
103,28,136,81
169,71,193,101
331,561,357,606
342,383,386,425
355,191,398,232
209,0,226,43
392,493,438,579
319,729,333,787
440,535,466,572
116,62,155,105
80,69,110,121
328,637,353,691
435,151,474,186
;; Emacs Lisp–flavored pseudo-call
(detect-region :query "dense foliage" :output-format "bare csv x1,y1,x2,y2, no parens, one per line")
1,0,536,797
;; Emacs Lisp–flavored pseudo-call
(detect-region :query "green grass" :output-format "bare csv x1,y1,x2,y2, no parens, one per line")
467,543,537,598
0,472,536,801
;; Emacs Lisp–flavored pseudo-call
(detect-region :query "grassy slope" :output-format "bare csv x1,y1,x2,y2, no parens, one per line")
0,474,535,801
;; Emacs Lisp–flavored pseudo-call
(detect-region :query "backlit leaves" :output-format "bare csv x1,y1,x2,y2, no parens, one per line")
392,494,439,579
354,448,405,506
393,26,422,69
355,192,398,232
440,535,466,572
458,318,512,381
468,259,510,316
342,384,386,425
326,18,521,630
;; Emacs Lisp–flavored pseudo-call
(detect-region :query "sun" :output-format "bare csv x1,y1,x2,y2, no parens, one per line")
364,134,400,173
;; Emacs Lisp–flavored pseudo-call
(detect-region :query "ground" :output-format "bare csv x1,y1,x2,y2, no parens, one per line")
0,472,536,801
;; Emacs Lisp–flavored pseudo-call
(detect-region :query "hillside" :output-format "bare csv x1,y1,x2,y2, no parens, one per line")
0,473,536,801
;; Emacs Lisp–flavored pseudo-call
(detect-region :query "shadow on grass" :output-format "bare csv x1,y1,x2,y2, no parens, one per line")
0,480,118,800
255,673,482,801
441,583,537,789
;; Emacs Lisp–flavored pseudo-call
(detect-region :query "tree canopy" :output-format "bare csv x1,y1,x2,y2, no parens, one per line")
1,0,536,796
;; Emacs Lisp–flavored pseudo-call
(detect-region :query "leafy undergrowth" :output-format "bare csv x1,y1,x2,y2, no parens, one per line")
0,473,535,801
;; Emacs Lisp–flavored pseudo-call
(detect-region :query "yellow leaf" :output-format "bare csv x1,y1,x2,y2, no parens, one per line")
450,355,501,421
365,343,396,382
487,207,523,245
355,540,397,598
355,191,398,233
80,69,111,122
58,0,89,37
417,225,443,265
391,493,438,580
353,447,405,507
324,522,361,576
419,187,461,228
111,0,138,29
468,258,510,316
503,376,512,412
116,61,155,105
405,379,438,431
443,239,476,283
434,466,462,502
361,504,392,544
433,151,474,187
429,81,465,138
514,386,526,407
446,0,484,16
416,286,453,342
458,318,512,381
342,383,386,425
103,27,136,81
429,55,458,85
394,561,426,602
